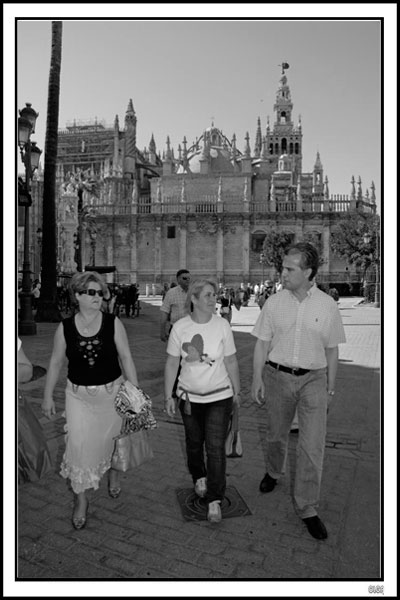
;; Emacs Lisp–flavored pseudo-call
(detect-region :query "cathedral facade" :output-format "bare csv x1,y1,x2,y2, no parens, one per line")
27,67,376,291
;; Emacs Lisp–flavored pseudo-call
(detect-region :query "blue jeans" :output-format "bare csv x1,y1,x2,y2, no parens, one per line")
263,364,328,518
179,397,233,503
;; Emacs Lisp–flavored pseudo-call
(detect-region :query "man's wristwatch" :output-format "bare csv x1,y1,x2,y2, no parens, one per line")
327,390,335,396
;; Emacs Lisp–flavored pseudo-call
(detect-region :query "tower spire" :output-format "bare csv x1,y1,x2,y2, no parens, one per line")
313,151,323,195
124,99,137,177
254,117,262,158
113,115,120,176
244,132,251,158
370,181,376,203
149,133,156,154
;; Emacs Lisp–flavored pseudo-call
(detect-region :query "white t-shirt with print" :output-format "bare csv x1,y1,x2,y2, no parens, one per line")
167,314,236,403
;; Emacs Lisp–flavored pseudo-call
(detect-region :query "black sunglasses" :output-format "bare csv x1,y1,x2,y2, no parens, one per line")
181,276,190,280
79,289,104,297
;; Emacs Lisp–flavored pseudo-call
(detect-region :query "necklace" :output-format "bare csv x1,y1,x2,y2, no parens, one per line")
78,312,100,335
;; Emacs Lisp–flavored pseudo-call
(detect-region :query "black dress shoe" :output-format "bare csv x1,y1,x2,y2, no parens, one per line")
302,516,328,540
259,472,277,493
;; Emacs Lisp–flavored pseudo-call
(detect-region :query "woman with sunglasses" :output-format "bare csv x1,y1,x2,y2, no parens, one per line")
42,271,139,530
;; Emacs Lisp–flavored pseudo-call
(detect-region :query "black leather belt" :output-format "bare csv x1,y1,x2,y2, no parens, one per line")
267,360,310,376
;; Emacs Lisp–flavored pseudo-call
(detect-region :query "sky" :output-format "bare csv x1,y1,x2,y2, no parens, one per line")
14,16,383,206
4,3,397,598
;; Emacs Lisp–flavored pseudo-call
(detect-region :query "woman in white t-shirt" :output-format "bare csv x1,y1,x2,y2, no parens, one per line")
164,280,241,523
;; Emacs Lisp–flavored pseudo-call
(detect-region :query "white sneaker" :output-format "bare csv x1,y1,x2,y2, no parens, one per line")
207,500,222,523
194,477,207,498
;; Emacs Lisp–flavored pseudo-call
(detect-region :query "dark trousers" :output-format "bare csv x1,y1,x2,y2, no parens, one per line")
179,397,233,503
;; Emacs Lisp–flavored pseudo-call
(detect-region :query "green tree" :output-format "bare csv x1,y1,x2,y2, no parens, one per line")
261,231,326,278
330,213,380,287
36,21,63,322
261,231,294,274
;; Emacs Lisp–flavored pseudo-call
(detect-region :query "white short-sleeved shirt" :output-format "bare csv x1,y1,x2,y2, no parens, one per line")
160,286,189,324
167,314,237,403
251,285,346,370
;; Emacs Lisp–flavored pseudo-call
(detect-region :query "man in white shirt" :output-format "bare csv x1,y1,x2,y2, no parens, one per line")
160,269,191,399
251,242,346,540
160,269,191,341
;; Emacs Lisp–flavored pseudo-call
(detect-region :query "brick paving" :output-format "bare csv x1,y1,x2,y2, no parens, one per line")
12,295,383,591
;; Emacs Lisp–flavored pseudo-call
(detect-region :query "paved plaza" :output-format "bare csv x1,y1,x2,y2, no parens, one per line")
12,295,383,592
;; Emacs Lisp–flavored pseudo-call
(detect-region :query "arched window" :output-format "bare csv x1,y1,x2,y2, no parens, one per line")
281,138,287,153
269,143,274,155
295,143,299,154
280,111,286,124
275,143,279,154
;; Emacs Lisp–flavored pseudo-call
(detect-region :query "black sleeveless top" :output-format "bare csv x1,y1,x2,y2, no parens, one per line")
63,313,122,385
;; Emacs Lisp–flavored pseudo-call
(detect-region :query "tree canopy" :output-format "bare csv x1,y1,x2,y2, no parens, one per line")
261,231,295,273
330,213,380,275
261,230,324,274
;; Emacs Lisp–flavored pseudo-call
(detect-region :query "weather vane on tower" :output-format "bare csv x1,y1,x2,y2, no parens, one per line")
279,62,290,75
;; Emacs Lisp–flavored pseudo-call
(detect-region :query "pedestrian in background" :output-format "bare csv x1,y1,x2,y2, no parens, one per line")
101,284,114,314
257,280,274,310
112,285,123,317
32,280,41,310
160,269,191,400
251,242,346,540
219,287,233,324
160,269,191,342
125,283,139,318
164,279,241,523
161,282,169,300
42,271,140,530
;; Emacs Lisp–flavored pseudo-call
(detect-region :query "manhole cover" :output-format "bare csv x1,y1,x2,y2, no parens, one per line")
176,485,252,521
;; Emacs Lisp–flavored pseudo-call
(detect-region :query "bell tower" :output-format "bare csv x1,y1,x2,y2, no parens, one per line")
265,63,302,180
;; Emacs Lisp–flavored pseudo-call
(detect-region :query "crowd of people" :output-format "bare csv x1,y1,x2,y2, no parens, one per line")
19,241,346,540
50,281,141,319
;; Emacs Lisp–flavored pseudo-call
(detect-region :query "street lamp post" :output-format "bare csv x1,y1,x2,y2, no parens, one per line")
36,227,43,279
90,230,97,267
18,103,42,335
363,223,380,308
373,219,380,308
259,252,265,286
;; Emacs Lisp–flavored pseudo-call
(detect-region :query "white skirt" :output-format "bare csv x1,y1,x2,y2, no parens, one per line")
60,377,123,494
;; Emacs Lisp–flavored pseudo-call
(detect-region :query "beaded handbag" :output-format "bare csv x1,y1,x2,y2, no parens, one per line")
114,381,157,434
112,381,156,471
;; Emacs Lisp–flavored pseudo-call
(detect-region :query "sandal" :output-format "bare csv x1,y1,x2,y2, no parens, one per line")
108,471,121,498
72,497,89,530
108,485,121,499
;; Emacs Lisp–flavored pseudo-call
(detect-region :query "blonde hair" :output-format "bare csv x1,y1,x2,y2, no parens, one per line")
70,271,107,295
185,279,217,313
